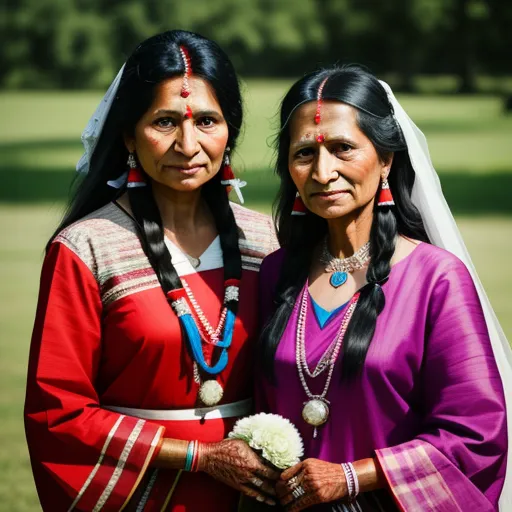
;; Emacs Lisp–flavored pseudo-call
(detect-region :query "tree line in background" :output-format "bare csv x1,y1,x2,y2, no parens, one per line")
1,0,511,91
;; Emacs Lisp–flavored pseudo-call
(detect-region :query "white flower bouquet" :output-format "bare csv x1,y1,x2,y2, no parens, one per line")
229,412,304,469
230,413,304,511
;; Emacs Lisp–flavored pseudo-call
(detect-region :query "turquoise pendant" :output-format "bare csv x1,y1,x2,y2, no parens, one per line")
330,271,348,288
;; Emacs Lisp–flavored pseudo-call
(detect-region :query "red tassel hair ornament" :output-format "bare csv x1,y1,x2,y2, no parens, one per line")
220,148,246,204
126,153,147,188
292,192,307,216
377,178,395,206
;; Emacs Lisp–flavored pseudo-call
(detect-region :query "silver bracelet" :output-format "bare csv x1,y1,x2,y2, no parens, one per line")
347,462,360,498
341,463,355,499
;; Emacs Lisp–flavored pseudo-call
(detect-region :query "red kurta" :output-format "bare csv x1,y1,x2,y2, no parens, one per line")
25,202,278,511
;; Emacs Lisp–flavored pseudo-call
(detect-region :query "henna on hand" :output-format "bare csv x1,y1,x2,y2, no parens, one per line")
198,439,280,506
277,458,347,511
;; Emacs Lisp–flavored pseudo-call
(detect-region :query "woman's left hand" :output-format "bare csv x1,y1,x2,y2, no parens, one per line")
275,458,347,511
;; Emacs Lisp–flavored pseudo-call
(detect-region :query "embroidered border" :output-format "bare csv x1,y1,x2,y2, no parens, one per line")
57,202,278,307
122,427,164,512
68,415,125,512
376,440,461,511
135,469,159,512
93,419,145,511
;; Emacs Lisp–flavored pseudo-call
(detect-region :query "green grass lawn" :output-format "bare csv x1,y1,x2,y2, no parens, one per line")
0,83,511,509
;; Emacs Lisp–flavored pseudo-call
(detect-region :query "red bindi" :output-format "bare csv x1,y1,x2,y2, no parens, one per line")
184,105,193,119
316,134,325,143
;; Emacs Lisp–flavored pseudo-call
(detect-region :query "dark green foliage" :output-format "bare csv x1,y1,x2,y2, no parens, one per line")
1,0,511,90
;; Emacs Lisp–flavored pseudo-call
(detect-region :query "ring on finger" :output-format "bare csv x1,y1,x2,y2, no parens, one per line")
251,477,263,488
291,485,306,499
287,476,300,489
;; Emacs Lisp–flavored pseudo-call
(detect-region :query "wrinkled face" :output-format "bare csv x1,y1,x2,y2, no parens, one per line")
288,101,391,219
125,76,229,192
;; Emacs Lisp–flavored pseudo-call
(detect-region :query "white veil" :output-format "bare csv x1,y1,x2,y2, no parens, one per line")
76,65,125,174
379,80,512,510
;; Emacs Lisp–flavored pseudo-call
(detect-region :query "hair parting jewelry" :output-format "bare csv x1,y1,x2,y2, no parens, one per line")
314,77,329,124
179,45,192,98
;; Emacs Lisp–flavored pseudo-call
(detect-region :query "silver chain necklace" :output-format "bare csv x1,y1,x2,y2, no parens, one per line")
296,285,359,437
320,239,371,288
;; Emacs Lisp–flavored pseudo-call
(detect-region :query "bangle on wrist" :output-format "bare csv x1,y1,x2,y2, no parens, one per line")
341,462,359,501
184,441,201,472
184,441,195,471
348,462,359,497
191,441,201,472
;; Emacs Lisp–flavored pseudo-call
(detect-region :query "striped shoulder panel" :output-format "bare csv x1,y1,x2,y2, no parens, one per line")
231,203,279,272
52,202,280,306
54,203,160,307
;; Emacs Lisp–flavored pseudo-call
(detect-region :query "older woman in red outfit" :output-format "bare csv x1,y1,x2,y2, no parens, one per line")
25,30,280,511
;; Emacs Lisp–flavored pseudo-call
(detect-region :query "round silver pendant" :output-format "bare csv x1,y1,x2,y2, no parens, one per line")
198,380,224,406
302,399,330,427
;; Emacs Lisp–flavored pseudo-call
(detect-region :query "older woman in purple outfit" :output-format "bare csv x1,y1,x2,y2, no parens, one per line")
256,65,511,511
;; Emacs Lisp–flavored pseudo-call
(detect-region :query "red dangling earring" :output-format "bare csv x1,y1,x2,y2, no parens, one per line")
292,192,307,216
220,147,246,204
221,149,235,184
127,153,147,188
377,177,394,206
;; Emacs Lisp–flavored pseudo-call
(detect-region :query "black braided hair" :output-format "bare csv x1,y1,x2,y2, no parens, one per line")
260,65,429,381
50,30,243,316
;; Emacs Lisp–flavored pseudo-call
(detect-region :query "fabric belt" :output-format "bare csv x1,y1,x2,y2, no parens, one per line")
103,398,253,421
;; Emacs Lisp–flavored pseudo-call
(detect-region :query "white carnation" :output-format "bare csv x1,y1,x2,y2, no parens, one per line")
229,413,304,469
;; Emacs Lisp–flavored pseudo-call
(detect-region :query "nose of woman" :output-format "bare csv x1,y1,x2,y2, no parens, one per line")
174,120,201,158
312,146,340,185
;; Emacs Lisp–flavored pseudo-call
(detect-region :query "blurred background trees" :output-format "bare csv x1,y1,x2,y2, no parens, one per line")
1,0,511,91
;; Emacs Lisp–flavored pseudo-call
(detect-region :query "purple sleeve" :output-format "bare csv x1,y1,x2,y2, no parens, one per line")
377,257,507,511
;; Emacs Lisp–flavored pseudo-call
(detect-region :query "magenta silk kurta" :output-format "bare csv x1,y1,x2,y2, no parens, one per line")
257,242,507,511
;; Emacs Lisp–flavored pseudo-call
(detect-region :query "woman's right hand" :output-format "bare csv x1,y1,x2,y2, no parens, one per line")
198,439,280,506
